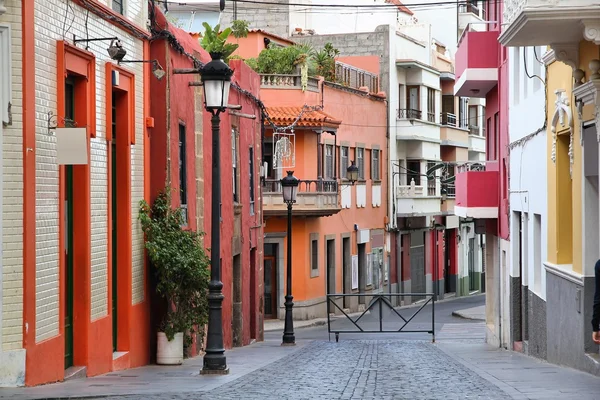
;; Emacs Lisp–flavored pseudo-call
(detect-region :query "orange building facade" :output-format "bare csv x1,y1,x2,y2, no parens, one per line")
260,82,389,319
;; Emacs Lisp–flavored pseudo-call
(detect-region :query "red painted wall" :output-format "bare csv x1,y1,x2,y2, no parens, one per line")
150,11,264,355
202,59,263,349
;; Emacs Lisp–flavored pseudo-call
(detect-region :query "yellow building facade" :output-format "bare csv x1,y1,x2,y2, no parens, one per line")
543,40,600,375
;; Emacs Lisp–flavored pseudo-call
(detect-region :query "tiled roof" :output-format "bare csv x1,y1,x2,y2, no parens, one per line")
248,29,297,45
385,0,413,15
265,107,342,128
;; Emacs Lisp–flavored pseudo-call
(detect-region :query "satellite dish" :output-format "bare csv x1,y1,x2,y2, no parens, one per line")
220,0,225,11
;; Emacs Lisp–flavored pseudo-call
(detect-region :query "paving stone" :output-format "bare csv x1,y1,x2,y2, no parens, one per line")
104,340,508,400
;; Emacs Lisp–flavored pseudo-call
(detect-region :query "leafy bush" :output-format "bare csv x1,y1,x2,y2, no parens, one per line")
245,43,316,75
139,188,210,346
244,42,340,82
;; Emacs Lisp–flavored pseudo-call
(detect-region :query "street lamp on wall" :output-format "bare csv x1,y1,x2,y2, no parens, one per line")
347,160,359,185
281,170,299,345
200,53,233,375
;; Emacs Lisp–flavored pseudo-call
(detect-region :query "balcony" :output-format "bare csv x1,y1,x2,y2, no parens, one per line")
468,133,486,154
335,61,379,93
454,23,499,98
440,114,469,148
454,163,498,219
396,108,440,143
458,1,485,32
260,74,319,92
500,0,600,47
262,179,341,217
396,182,441,217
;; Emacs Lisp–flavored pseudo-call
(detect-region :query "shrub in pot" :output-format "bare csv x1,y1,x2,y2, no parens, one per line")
139,188,210,365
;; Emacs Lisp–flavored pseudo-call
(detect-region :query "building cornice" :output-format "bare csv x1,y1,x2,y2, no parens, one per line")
542,49,555,66
544,262,583,286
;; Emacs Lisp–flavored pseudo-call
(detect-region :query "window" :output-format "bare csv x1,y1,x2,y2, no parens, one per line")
469,105,478,135
249,147,255,215
371,149,380,181
406,85,420,119
357,147,365,180
427,161,436,196
407,160,420,185
441,95,455,126
179,123,188,225
427,88,435,123
325,144,334,179
311,238,319,271
494,112,499,160
340,146,349,179
232,128,238,202
112,0,124,14
513,47,521,104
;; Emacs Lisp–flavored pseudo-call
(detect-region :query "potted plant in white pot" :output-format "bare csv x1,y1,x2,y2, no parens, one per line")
139,188,210,365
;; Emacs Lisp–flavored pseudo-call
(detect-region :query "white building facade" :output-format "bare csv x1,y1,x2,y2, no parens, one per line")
508,45,548,357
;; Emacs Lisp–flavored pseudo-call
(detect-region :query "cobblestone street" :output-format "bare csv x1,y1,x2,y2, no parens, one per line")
108,340,507,400
2,298,600,400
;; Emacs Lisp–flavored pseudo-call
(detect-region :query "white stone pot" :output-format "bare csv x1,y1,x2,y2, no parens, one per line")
156,332,184,365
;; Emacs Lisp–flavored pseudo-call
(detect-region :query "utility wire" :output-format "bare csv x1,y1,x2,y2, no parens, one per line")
157,0,490,10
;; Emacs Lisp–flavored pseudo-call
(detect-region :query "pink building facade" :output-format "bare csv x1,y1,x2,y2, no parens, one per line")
454,0,509,347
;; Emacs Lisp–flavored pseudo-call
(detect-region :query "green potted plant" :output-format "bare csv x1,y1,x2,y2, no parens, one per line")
139,188,210,365
200,22,239,62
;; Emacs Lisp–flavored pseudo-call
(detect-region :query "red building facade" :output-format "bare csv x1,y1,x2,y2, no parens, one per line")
149,10,264,354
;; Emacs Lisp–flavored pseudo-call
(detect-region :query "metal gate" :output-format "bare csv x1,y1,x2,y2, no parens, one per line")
326,293,435,343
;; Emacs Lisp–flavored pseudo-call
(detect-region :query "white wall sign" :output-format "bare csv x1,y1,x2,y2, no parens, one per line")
56,127,88,165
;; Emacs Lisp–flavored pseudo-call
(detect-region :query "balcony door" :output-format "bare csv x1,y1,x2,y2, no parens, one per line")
407,86,420,116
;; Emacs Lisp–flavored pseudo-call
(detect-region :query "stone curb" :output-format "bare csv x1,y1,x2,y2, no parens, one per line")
451,310,485,321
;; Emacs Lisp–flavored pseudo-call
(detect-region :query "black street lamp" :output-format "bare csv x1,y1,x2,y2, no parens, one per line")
200,52,232,375
281,170,299,345
347,160,359,185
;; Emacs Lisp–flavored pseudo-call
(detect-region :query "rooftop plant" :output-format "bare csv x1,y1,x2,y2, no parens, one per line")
199,22,238,61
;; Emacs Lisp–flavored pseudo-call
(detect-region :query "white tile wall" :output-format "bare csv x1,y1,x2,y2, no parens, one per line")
2,0,24,352
33,0,147,338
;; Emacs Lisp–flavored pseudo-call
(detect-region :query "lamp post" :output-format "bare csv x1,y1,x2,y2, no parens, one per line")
200,52,232,374
281,170,299,345
347,160,359,185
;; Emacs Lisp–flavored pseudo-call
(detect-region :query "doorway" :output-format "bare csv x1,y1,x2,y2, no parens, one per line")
358,243,366,304
342,237,351,309
444,230,451,294
64,77,75,369
250,249,257,339
410,231,425,302
468,237,476,292
111,91,118,352
232,254,242,347
264,243,278,319
326,238,335,314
